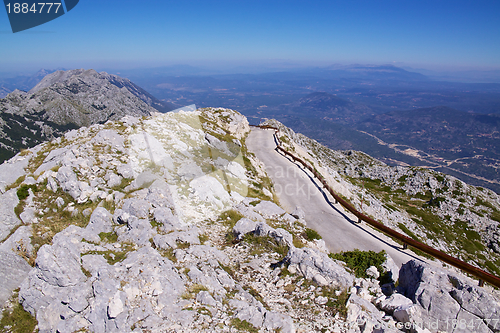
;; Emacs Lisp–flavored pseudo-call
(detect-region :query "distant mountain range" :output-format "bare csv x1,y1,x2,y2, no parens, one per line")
0,69,176,162
283,92,375,124
0,69,59,98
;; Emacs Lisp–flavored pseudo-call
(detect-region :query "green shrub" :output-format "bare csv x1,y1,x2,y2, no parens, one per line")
329,249,386,279
303,228,322,241
16,184,37,200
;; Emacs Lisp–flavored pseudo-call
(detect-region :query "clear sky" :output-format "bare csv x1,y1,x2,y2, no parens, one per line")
1,0,499,73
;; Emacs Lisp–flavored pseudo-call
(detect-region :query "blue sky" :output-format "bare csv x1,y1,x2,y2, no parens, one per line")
1,0,499,73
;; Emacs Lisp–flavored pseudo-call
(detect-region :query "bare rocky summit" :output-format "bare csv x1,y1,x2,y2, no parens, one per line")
0,108,499,332
0,69,175,163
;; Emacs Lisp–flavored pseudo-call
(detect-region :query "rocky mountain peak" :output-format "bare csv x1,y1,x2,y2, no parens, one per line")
28,68,174,113
28,68,91,93
0,69,176,164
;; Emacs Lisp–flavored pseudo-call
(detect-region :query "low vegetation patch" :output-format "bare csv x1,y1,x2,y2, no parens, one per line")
181,284,209,300
219,209,245,245
322,287,349,319
198,233,209,244
82,242,134,265
4,175,25,192
230,318,258,333
176,240,191,249
303,228,321,241
0,290,37,333
219,209,244,228
16,184,38,201
99,231,118,243
242,233,288,258
329,249,386,279
159,247,177,263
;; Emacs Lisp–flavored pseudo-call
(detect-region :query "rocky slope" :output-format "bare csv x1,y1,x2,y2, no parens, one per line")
0,108,499,332
0,69,175,163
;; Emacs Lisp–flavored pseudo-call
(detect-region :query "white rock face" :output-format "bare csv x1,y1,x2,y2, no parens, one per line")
398,260,500,332
0,189,22,241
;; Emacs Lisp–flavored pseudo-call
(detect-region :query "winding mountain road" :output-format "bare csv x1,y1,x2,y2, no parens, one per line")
246,127,425,267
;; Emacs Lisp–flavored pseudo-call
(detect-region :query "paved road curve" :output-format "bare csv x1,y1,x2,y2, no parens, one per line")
246,128,424,267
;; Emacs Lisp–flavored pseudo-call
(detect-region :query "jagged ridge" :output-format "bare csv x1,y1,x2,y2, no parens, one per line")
0,69,175,163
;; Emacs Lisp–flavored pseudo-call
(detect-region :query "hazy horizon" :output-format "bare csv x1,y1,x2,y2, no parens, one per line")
1,0,500,77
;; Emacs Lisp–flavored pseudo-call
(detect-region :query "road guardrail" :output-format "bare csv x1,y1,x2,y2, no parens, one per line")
251,124,500,288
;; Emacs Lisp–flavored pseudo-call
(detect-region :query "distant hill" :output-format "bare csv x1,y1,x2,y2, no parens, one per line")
0,69,175,162
285,92,375,124
295,64,431,82
0,69,60,98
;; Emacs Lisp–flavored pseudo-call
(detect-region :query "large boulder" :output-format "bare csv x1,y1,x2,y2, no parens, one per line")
253,201,285,219
285,247,354,288
398,260,500,332
85,207,113,235
0,189,22,241
0,250,32,308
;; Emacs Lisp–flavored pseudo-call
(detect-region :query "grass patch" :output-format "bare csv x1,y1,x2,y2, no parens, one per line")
244,285,270,310
99,231,118,243
182,284,209,300
150,220,162,229
219,262,236,278
243,233,288,258
292,235,305,248
82,242,134,265
323,287,349,319
230,318,259,333
284,283,295,294
176,240,191,249
397,223,421,241
219,209,245,246
81,266,92,277
303,228,321,241
110,177,133,193
219,209,244,228
198,233,209,244
0,290,37,333
491,210,500,223
4,175,25,192
160,247,177,263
